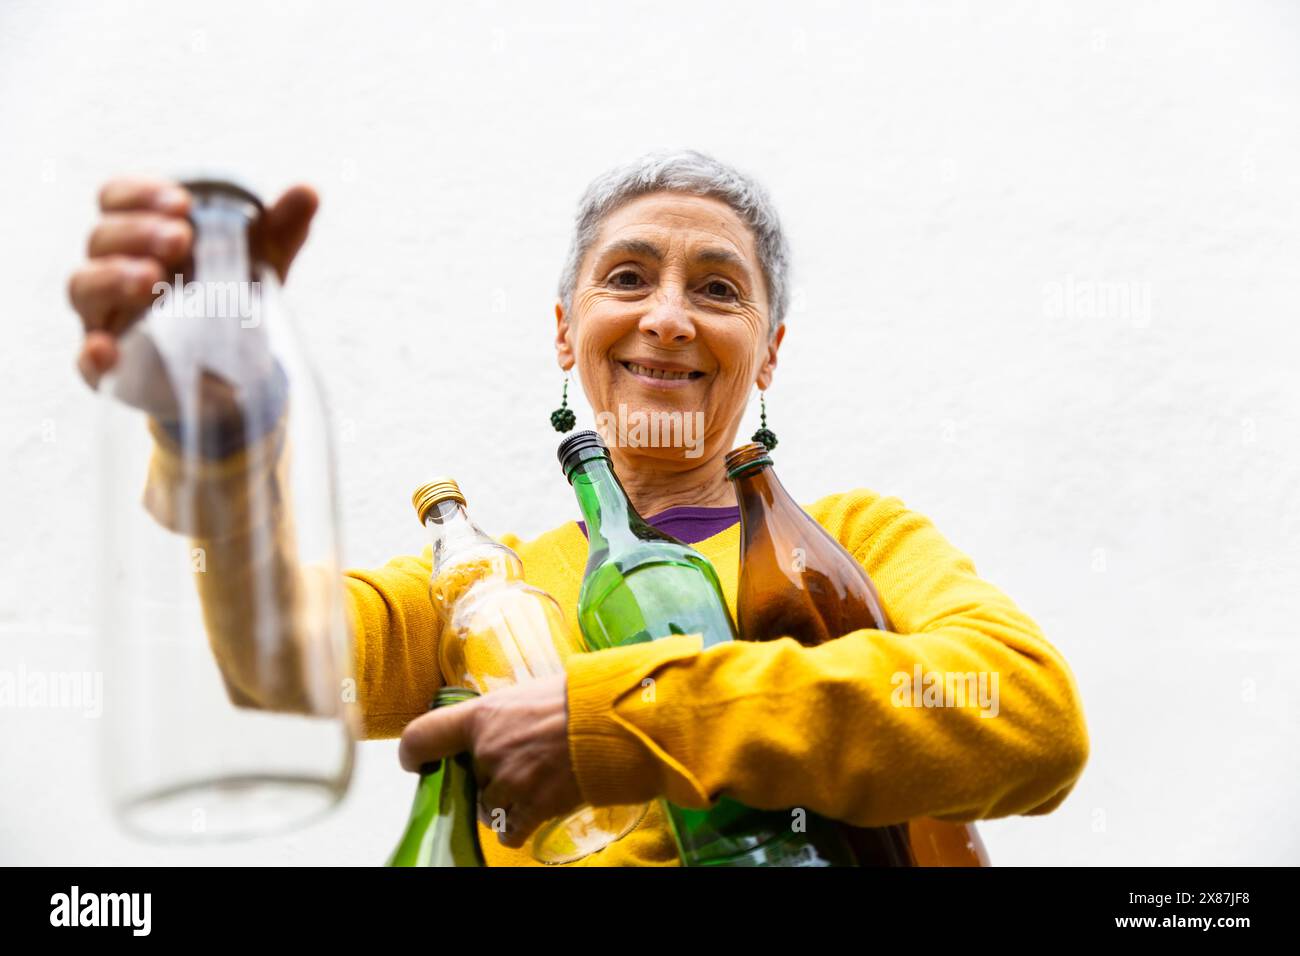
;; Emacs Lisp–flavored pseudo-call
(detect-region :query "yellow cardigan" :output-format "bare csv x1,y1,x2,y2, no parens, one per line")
143,421,1090,867
345,491,1090,867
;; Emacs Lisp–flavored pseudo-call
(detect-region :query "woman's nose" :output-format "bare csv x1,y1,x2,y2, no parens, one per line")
638,290,696,343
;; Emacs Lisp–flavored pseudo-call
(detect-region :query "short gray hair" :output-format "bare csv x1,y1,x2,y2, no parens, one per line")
557,149,791,335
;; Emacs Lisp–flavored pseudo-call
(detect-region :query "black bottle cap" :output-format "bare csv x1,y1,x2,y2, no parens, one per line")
557,429,610,478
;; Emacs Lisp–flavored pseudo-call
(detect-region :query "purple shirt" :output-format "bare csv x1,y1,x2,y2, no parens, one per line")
577,504,740,545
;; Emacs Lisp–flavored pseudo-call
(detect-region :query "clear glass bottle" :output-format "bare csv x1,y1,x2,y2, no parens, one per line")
413,477,646,864
95,179,354,841
558,430,858,867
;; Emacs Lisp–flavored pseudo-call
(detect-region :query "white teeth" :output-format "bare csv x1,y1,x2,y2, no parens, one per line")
625,361,694,380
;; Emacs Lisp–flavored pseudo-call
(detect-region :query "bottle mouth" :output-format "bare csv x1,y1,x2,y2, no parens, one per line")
557,429,610,480
725,442,772,479
179,177,265,212
178,177,267,273
412,478,467,523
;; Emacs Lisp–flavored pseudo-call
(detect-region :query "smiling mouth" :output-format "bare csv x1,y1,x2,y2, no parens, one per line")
619,360,706,381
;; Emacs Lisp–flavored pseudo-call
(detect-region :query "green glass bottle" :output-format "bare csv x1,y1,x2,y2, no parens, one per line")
386,687,486,867
558,430,857,867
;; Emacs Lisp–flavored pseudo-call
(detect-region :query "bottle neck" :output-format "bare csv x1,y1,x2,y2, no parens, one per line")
730,459,795,524
185,186,272,335
567,453,656,552
403,691,485,868
190,194,258,287
423,500,520,579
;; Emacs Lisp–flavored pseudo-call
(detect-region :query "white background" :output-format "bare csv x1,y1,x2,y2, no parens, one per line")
1,0,1297,865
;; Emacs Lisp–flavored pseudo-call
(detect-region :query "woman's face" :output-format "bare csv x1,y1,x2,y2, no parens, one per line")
556,191,783,465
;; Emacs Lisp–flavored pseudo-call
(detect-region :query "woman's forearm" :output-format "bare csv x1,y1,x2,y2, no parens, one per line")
565,619,1087,827
141,413,448,737
140,414,342,717
562,497,1090,827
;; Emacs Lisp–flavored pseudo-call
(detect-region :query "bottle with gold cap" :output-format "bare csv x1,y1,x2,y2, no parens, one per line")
409,478,647,864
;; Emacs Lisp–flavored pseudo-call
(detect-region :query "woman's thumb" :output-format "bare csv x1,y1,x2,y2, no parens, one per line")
260,184,319,281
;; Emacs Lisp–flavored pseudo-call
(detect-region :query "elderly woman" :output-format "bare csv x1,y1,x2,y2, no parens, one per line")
69,150,1089,866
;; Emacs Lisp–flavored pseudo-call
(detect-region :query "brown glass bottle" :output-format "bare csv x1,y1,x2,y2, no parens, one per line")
726,442,989,867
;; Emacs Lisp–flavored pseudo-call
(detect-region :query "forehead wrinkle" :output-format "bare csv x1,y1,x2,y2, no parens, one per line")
597,194,758,255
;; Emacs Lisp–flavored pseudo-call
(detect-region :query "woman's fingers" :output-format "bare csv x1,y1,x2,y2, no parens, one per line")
398,674,582,849
68,254,166,387
478,781,546,848
476,780,511,832
401,703,546,845
74,179,191,349
260,184,318,281
98,177,191,215
68,255,166,332
77,332,119,389
397,697,478,773
88,212,192,263
95,179,319,281
71,176,319,400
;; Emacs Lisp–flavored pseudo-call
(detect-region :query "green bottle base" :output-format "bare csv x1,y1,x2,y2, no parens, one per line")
664,797,858,867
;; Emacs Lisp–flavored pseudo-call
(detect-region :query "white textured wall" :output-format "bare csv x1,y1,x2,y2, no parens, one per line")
2,0,1297,865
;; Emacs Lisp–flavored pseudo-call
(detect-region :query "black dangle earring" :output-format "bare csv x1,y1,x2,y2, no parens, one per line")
751,391,778,450
550,374,576,432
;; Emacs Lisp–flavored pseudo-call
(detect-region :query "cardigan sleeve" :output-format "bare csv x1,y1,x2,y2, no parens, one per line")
140,410,345,720
140,411,447,740
341,549,443,739
562,489,1090,828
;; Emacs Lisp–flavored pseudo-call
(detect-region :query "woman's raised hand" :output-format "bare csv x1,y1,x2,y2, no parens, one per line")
68,178,318,412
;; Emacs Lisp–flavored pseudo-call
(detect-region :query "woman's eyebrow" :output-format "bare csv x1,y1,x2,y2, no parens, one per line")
693,247,750,276
594,238,753,282
599,238,665,262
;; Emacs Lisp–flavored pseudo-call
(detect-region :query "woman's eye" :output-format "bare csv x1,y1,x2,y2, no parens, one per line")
611,270,644,289
704,279,737,299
